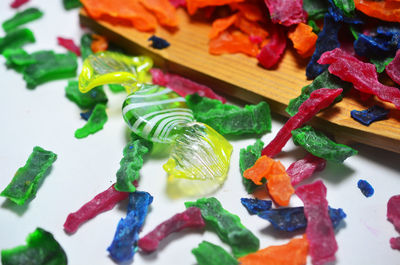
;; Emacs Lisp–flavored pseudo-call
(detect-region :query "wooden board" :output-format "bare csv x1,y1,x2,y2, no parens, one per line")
79,9,400,154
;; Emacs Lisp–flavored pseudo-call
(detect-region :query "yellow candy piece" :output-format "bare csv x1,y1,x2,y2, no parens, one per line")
79,51,153,94
163,122,233,197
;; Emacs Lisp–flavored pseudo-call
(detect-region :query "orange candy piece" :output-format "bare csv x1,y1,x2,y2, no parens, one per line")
209,30,259,57
139,0,178,27
81,0,158,32
243,156,295,206
354,0,400,22
288,23,317,58
186,0,245,15
91,34,108,53
229,2,265,22
209,14,238,39
234,15,269,40
238,235,309,265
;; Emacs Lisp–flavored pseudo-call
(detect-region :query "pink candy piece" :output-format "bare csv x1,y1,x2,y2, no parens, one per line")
261,88,343,157
138,207,205,253
390,237,400,251
318,48,400,109
249,35,263,44
57,37,81,57
386,49,400,85
10,0,29,8
150,68,226,103
64,184,129,234
263,0,306,27
287,153,326,186
387,195,400,232
296,180,338,265
257,24,286,69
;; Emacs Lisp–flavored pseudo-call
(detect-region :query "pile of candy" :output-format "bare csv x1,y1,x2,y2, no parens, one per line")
1,0,400,265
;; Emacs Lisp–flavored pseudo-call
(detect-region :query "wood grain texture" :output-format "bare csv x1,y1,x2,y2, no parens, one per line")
79,8,400,154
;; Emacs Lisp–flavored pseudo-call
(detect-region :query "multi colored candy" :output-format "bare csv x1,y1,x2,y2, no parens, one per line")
1,146,57,205
79,51,233,196
185,197,259,257
239,139,264,193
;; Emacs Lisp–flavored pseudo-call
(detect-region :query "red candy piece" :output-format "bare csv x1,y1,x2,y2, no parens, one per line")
257,24,286,69
296,180,338,265
10,0,29,8
287,153,326,186
263,0,306,27
386,49,400,85
150,68,226,103
261,88,343,157
387,195,400,232
390,237,400,251
318,48,400,109
64,184,129,234
169,0,186,7
138,207,205,253
57,37,81,57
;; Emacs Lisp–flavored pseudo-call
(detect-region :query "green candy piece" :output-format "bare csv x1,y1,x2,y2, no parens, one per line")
22,50,78,89
239,139,264,194
192,241,238,265
332,0,355,17
308,20,321,34
115,133,152,192
0,146,57,205
1,228,67,265
75,103,108,138
286,70,352,116
2,8,43,33
63,0,82,10
185,197,260,258
0,28,35,54
185,94,271,136
65,80,108,109
292,125,358,163
303,0,329,20
3,48,36,72
80,34,93,60
108,84,125,93
370,57,394,73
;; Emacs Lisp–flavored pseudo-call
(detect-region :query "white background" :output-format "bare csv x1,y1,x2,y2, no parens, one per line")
0,1,400,264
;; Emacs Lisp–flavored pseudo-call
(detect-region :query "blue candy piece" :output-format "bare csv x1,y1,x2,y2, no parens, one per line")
328,206,347,228
357,179,374,198
350,105,389,126
80,109,93,121
148,35,170,49
377,26,400,49
306,13,341,79
107,191,153,263
240,198,272,215
256,206,346,232
354,34,396,59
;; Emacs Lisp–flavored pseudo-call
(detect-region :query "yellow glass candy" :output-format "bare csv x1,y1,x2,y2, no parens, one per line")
79,51,153,94
163,122,233,197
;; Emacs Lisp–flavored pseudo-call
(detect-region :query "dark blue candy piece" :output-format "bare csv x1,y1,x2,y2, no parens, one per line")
148,35,170,49
377,26,400,49
354,34,396,59
328,206,347,228
306,13,341,79
350,105,389,126
327,0,363,25
357,179,374,198
256,206,346,232
80,109,93,121
107,191,153,263
240,198,272,215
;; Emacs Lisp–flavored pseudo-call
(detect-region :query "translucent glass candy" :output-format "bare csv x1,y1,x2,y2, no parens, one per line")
79,51,153,94
164,122,233,196
122,84,195,143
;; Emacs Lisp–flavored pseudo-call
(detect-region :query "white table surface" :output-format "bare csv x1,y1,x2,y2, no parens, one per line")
1,1,400,264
